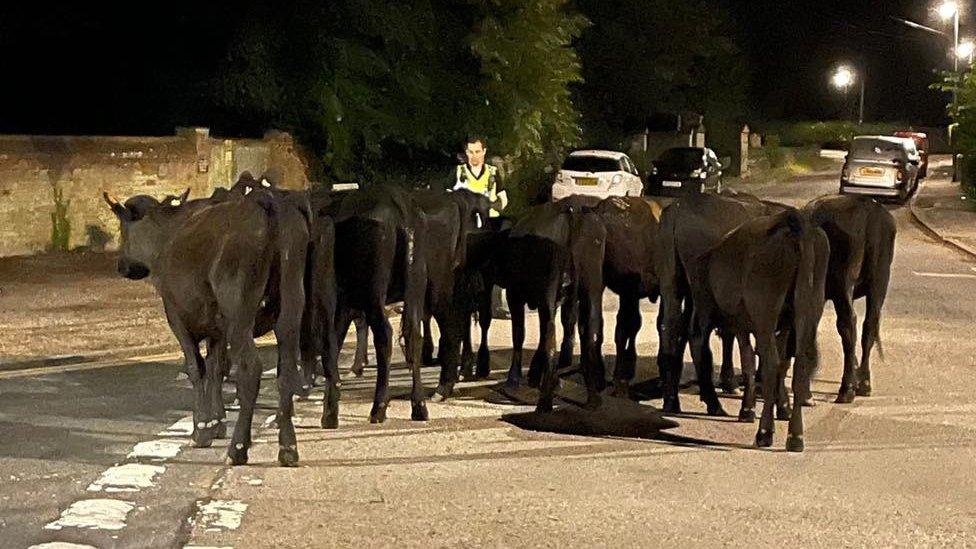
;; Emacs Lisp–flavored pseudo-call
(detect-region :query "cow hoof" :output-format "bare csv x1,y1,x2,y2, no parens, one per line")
411,402,429,421
351,362,365,377
321,414,339,430
799,396,817,407
835,390,856,404
776,405,792,421
226,445,249,466
430,392,447,403
191,428,215,448
369,406,387,424
706,402,728,417
536,400,554,414
785,435,805,453
662,398,682,414
214,421,228,439
720,378,739,395
277,446,299,467
754,429,774,448
474,367,492,380
738,409,756,423
855,380,872,397
458,369,475,382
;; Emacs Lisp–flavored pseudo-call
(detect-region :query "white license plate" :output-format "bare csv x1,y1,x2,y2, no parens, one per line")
662,180,682,188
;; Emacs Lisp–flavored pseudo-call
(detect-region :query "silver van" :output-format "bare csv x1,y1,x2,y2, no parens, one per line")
840,135,920,202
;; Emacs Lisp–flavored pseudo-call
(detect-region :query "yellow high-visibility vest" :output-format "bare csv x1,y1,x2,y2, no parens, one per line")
456,164,502,216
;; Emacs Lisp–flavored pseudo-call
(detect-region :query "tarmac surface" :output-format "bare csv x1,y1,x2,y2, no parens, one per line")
5,161,976,548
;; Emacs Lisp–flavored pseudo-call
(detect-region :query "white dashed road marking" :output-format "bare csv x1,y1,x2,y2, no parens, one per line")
87,464,166,493
28,543,100,549
44,499,135,531
912,270,976,279
127,439,185,461
197,500,248,532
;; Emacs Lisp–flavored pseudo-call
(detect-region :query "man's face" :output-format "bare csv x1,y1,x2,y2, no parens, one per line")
465,141,486,167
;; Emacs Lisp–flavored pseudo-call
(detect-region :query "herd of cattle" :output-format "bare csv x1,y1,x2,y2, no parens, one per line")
103,172,896,466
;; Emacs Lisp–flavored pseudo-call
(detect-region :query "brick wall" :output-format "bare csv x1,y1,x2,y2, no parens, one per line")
0,128,310,257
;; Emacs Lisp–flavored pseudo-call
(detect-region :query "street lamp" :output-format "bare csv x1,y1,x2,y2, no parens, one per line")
938,1,961,71
831,65,865,125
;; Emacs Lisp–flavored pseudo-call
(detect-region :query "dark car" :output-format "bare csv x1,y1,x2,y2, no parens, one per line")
840,136,920,203
645,147,723,197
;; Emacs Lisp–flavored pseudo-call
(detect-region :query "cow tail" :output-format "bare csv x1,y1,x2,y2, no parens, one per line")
792,220,827,385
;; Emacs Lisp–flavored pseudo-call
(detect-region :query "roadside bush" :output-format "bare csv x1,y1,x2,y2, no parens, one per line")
755,120,907,149
763,135,787,168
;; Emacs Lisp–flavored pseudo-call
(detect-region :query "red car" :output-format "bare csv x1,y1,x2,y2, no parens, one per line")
894,131,929,178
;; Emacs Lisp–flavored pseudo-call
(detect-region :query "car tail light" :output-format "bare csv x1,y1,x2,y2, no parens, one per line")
896,169,905,183
842,165,850,179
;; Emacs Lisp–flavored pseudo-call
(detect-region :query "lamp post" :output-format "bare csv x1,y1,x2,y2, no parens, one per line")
831,66,864,125
939,1,961,70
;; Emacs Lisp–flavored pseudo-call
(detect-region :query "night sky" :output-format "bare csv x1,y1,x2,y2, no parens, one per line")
0,1,962,136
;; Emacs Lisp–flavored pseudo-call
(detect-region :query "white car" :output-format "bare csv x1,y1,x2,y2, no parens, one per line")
551,150,644,201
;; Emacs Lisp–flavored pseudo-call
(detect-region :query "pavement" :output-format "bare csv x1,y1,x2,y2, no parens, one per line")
909,164,976,260
8,165,976,548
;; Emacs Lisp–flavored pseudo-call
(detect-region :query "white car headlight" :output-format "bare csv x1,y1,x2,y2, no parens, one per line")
611,174,623,186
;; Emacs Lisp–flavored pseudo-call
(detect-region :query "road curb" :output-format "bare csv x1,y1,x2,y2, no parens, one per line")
908,183,976,261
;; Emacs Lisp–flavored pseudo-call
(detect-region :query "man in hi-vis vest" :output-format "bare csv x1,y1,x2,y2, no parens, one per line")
452,136,509,318
452,136,507,217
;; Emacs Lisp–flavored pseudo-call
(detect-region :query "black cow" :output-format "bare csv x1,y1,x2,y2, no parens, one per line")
105,188,313,466
329,186,429,423
410,189,491,399
687,209,829,451
656,191,776,414
804,195,896,403
550,196,664,396
498,199,608,411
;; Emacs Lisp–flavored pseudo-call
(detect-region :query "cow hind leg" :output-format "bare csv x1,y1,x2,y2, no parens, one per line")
536,305,559,413
718,329,738,394
205,337,228,439
736,333,757,423
689,320,726,416
352,316,368,377
612,296,641,397
475,287,493,379
557,294,578,370
754,333,780,448
474,288,493,379
857,285,887,397
506,293,526,389
365,306,394,423
833,294,858,404
226,336,262,466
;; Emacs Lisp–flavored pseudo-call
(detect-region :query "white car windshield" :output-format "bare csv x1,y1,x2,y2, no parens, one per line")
562,156,621,173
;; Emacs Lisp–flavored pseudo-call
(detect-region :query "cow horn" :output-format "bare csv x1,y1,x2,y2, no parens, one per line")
103,192,120,207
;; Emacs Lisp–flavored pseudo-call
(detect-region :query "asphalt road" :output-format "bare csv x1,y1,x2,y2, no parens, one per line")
5,171,976,548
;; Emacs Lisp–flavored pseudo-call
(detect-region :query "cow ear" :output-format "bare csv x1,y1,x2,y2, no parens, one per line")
178,188,190,204
103,192,129,220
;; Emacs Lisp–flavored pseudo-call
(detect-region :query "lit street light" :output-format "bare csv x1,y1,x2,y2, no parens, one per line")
958,39,975,63
831,65,865,125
